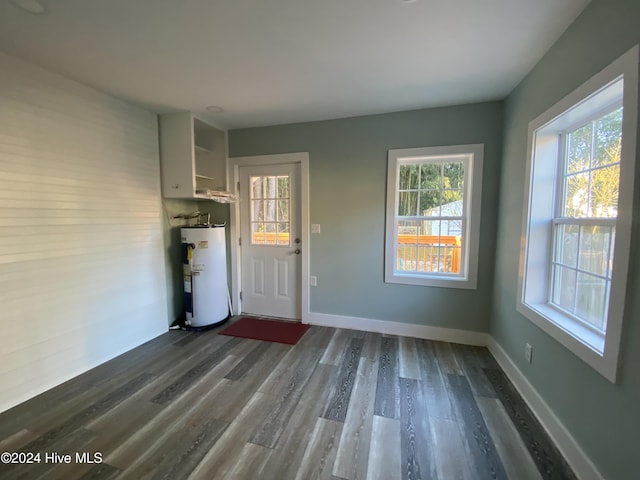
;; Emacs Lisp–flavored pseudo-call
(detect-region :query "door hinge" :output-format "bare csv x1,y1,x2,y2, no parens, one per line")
239,291,242,300
237,181,240,192
239,237,242,246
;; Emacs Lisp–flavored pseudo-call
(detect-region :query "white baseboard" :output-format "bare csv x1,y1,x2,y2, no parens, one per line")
487,338,603,480
306,311,489,346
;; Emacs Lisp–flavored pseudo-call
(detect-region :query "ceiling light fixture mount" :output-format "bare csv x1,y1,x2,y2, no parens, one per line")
206,105,225,114
9,0,48,15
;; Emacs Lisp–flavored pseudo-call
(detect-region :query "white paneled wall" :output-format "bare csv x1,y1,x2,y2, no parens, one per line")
0,53,168,412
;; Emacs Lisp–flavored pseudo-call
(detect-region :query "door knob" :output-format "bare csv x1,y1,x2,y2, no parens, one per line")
294,238,301,244
294,249,301,255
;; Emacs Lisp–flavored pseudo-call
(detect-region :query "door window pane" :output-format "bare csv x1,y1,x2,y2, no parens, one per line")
250,175,291,246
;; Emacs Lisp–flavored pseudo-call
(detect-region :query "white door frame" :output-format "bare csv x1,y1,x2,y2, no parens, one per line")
228,152,310,323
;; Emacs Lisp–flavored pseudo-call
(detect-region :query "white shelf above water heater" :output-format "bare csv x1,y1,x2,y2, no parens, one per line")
159,112,227,200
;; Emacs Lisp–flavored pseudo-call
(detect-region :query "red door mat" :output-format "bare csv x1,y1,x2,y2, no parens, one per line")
219,317,311,345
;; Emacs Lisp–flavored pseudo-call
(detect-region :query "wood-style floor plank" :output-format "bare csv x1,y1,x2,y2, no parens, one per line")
373,336,399,419
294,417,343,480
452,343,497,398
398,337,422,380
483,368,577,480
320,329,353,366
14,372,155,458
360,332,381,362
446,374,508,480
399,377,436,480
332,358,377,480
430,416,473,480
249,338,326,449
417,339,457,420
366,415,401,480
433,341,464,375
105,375,229,469
224,442,272,480
322,337,363,423
186,390,273,480
0,324,578,480
149,337,242,405
77,463,121,480
259,363,336,480
476,397,543,480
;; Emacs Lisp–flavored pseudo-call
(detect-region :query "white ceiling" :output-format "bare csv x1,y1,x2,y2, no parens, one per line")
0,0,590,130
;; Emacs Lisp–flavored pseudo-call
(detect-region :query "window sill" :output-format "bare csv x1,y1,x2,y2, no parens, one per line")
386,272,476,290
525,302,604,354
516,299,618,382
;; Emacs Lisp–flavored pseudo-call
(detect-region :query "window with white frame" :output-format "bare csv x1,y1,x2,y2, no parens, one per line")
519,46,638,382
385,144,483,289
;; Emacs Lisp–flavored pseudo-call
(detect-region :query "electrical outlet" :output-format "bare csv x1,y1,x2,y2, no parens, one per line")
310,275,317,286
525,343,533,363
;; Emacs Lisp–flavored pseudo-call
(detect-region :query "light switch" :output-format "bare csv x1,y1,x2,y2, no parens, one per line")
311,224,321,234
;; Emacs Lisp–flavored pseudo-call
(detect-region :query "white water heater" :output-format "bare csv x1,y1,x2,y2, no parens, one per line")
181,225,228,328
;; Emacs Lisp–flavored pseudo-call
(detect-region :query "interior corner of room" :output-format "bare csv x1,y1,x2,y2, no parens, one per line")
1,0,639,479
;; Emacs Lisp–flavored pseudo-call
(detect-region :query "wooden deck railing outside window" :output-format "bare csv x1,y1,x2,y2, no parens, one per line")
396,234,461,273
250,232,461,274
252,232,290,246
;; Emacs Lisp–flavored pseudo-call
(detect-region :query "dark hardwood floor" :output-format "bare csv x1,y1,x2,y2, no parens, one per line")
0,320,577,479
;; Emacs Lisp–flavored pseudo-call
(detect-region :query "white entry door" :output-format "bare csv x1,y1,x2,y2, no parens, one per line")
239,163,301,319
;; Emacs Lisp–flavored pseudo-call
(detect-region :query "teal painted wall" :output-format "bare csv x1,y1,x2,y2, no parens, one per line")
229,102,503,332
492,0,640,478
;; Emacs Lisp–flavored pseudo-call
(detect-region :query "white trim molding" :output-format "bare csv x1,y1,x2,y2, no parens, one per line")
487,338,604,480
307,311,489,346
517,45,639,382
385,144,484,289
227,152,310,322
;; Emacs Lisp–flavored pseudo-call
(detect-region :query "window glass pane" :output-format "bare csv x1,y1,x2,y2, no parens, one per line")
576,272,607,330
420,219,441,237
567,122,593,173
264,223,276,246
250,176,263,199
252,223,265,245
589,164,619,218
399,164,419,190
419,190,441,215
265,176,278,198
555,224,579,268
396,220,419,272
594,108,623,168
564,172,589,217
250,174,290,246
578,225,611,276
443,162,464,189
251,199,263,223
264,198,277,222
442,189,464,204
391,152,473,283
277,199,289,222
277,175,290,198
277,223,289,246
398,191,418,216
394,220,463,274
442,218,463,236
552,265,576,312
419,164,442,188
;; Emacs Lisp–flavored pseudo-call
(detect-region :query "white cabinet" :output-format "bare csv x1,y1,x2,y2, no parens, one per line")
159,112,226,199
